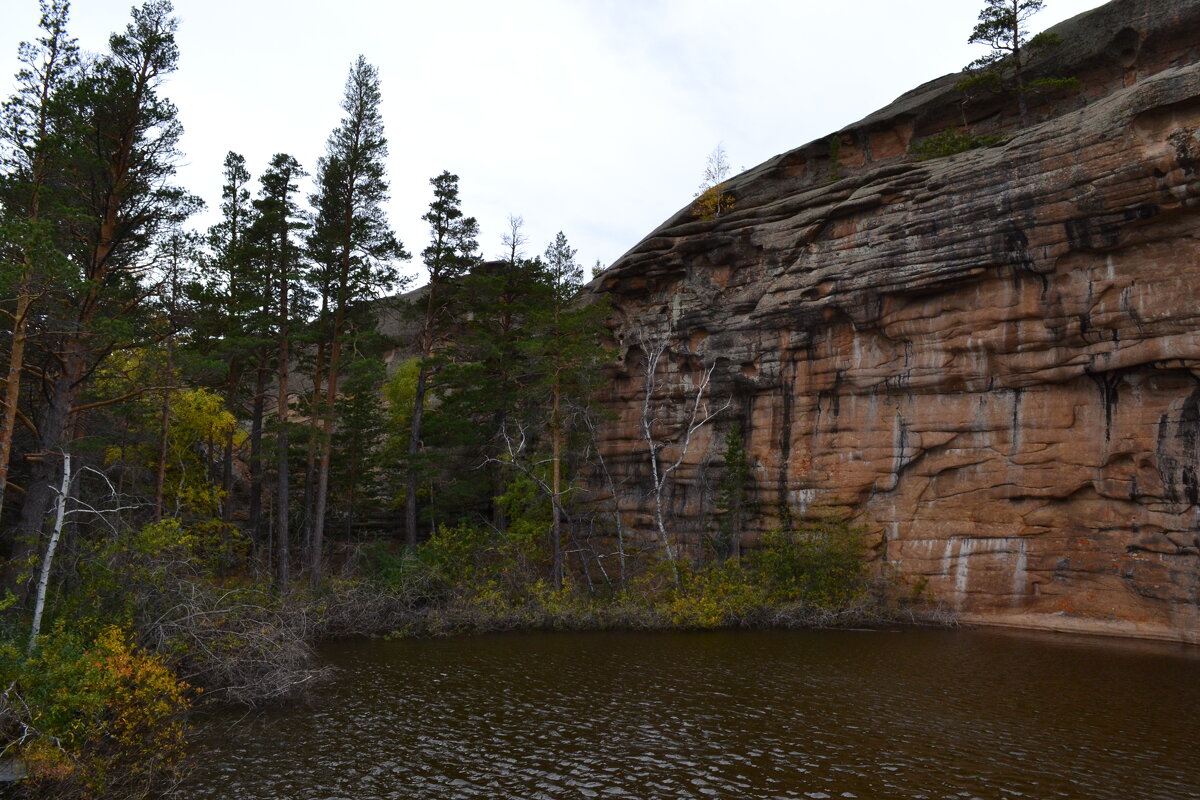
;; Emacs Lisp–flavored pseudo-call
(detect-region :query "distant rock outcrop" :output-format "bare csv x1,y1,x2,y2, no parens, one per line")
590,0,1200,642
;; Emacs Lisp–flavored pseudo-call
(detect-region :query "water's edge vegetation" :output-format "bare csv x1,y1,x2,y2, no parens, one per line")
0,511,949,799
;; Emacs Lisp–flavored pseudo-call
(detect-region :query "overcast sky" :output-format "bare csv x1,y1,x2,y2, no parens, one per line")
1,0,1108,287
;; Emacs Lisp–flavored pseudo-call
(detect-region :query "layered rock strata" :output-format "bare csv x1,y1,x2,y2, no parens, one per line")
591,0,1200,642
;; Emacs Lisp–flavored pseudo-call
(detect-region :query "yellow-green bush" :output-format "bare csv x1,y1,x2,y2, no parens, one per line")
1,624,191,799
661,561,767,628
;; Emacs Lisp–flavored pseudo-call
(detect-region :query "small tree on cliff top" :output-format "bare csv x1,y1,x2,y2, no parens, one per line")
692,143,735,220
958,0,1079,125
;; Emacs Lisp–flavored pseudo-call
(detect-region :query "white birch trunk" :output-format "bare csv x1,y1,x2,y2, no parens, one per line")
28,451,70,654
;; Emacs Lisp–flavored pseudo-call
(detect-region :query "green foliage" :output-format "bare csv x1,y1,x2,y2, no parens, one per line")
0,623,191,799
909,127,1007,160
494,470,552,543
329,354,389,527
751,516,870,609
1026,75,1083,92
712,424,754,561
630,514,871,628
657,560,767,628
99,384,246,566
958,0,1080,120
370,508,876,635
383,357,421,434
827,134,843,181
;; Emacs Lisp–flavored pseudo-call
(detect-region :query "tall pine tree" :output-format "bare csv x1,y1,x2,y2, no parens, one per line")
306,56,407,584
247,153,307,587
9,1,198,596
405,170,479,547
515,232,610,586
192,151,255,532
0,0,77,526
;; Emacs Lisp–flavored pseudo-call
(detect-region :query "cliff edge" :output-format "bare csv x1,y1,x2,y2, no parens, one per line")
592,0,1200,642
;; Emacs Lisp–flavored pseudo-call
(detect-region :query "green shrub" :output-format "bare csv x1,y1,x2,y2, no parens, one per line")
909,127,1006,160
751,516,871,609
0,624,191,799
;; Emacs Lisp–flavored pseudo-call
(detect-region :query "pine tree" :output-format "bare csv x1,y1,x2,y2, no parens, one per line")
531,232,609,586
8,0,198,595
0,0,78,525
439,217,549,528
958,0,1080,124
247,153,307,587
191,151,255,533
330,353,388,537
714,424,754,561
404,170,479,547
306,56,407,584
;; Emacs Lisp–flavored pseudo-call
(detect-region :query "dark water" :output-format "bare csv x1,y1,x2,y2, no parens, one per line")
177,628,1200,800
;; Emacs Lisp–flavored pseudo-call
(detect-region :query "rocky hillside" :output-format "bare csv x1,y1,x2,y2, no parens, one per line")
590,0,1200,642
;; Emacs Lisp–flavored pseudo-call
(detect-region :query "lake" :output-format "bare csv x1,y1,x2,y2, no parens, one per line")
177,628,1200,799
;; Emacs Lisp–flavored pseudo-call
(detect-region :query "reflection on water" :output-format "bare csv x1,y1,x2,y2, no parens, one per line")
177,628,1200,800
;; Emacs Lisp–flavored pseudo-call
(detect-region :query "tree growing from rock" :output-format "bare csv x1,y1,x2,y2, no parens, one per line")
958,0,1080,124
692,143,735,220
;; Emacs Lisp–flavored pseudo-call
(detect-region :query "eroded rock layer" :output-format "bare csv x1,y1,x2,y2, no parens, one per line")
592,0,1200,642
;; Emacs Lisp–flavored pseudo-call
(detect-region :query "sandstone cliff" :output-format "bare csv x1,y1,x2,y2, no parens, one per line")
591,0,1200,642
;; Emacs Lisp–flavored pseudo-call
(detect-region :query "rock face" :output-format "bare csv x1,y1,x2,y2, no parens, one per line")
591,0,1200,642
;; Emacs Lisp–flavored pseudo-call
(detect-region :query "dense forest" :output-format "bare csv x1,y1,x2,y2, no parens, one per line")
0,2,881,797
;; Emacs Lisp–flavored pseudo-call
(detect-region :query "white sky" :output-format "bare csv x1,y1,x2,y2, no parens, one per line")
1,0,1108,287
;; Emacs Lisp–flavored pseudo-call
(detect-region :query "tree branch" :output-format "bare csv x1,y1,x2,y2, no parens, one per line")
70,384,180,415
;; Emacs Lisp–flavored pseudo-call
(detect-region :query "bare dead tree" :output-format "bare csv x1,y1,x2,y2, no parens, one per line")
581,409,629,587
487,415,621,592
637,330,730,571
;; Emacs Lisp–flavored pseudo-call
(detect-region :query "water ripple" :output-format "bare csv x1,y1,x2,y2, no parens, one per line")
177,629,1200,800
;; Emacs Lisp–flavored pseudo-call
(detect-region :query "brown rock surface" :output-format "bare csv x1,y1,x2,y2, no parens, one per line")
590,0,1200,643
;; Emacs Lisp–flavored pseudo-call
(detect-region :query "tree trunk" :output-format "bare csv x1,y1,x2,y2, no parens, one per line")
1012,5,1027,125
221,429,233,526
309,328,341,589
28,450,69,654
405,364,429,549
277,273,291,589
10,357,80,600
153,387,170,523
247,361,267,543
550,385,563,589
303,340,325,565
154,293,178,524
0,288,34,525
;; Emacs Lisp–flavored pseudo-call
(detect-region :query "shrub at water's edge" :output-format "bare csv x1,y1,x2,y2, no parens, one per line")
0,624,190,800
356,514,936,636
0,509,946,798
